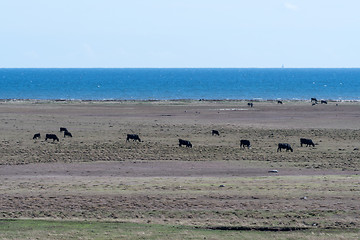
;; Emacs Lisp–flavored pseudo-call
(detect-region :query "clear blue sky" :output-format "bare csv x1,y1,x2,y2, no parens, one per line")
1,0,359,68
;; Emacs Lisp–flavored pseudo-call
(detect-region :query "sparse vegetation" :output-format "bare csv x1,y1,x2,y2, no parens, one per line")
0,101,359,239
0,219,359,240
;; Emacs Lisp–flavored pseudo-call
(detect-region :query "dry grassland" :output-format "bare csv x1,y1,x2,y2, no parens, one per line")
0,100,359,234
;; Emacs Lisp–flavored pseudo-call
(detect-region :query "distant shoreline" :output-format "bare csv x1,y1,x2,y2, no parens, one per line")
0,98,359,103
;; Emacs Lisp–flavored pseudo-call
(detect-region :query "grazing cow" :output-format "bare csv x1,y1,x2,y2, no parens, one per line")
240,139,251,148
33,133,41,139
311,98,318,103
64,131,72,138
247,102,253,107
300,138,315,147
277,100,283,104
126,134,141,142
179,139,192,148
60,127,68,132
321,100,327,104
45,134,59,142
277,143,293,152
212,130,220,136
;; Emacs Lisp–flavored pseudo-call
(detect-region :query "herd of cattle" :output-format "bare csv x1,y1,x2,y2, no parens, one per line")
246,98,329,108
32,127,72,142
34,97,323,149
125,131,315,152
34,127,315,153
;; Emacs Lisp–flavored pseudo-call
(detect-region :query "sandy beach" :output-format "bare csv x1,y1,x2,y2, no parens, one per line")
0,100,359,230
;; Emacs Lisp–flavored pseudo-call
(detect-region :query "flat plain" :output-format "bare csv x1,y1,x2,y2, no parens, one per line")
0,100,359,239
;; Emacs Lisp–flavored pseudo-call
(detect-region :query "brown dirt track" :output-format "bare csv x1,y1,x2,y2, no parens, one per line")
0,100,359,230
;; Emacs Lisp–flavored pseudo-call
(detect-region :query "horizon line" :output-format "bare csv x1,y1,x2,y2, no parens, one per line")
1,67,360,69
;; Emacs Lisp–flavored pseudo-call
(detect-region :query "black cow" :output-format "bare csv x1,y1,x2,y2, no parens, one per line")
247,102,253,107
240,139,251,148
64,131,72,138
33,133,41,139
212,130,220,136
300,138,315,147
277,100,283,104
179,139,192,148
321,100,327,104
60,127,68,132
45,134,59,142
277,143,293,152
311,98,318,103
126,134,141,142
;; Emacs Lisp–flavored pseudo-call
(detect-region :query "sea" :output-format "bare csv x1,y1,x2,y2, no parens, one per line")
0,68,359,101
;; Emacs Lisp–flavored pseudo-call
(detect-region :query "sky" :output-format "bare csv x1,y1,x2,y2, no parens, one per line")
0,0,359,68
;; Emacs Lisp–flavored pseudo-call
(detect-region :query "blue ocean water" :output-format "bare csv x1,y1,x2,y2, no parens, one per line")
0,68,359,101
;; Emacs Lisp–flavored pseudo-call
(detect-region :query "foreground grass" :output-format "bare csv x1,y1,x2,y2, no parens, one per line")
0,219,359,240
1,175,359,229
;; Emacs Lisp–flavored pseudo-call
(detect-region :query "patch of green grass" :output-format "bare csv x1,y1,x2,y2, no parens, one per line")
0,219,359,240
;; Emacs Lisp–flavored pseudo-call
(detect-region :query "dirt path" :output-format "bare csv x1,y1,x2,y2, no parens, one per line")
0,161,357,178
